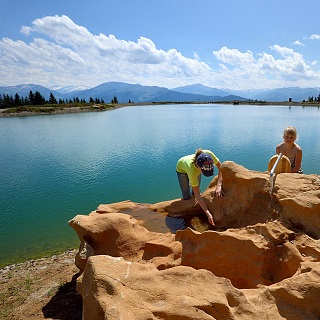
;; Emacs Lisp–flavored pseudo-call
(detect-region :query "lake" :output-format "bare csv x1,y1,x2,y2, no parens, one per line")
0,104,319,267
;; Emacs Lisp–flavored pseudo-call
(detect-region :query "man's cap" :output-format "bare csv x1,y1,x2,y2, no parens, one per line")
196,153,214,176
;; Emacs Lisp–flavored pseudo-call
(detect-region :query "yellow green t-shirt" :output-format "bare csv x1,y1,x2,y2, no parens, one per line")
176,150,219,187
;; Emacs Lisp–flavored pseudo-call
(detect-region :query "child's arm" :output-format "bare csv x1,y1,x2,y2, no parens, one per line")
292,148,302,173
215,161,224,198
192,185,215,226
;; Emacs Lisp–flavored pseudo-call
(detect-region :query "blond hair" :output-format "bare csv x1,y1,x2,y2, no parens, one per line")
283,126,297,139
193,148,203,164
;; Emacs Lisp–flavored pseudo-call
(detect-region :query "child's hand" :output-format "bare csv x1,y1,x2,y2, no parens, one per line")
215,186,225,198
206,211,215,226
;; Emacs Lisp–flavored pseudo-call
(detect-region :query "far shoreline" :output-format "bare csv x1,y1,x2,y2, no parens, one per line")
0,101,319,117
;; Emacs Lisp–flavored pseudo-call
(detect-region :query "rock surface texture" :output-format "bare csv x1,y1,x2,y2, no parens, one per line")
69,161,320,320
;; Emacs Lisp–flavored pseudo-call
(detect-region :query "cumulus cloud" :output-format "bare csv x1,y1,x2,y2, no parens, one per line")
1,15,211,88
310,34,320,40
0,15,320,89
292,40,304,46
211,45,320,87
193,52,200,60
212,47,255,66
266,45,316,79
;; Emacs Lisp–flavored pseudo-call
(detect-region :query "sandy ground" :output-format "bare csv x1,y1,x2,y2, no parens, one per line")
0,250,82,320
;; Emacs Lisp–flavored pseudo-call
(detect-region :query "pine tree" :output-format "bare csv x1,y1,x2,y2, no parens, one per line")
14,93,21,106
111,95,118,104
49,92,57,104
29,90,35,105
33,91,46,105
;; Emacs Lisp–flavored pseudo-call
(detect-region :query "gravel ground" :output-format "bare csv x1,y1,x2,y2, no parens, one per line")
0,250,82,320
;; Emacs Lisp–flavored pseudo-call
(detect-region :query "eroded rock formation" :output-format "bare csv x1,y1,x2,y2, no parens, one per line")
69,161,320,320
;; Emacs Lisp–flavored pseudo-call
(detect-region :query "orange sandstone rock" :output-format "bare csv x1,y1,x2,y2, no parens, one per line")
69,161,320,320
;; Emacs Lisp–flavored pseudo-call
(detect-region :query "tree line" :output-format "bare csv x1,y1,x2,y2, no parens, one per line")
0,90,121,109
304,94,320,102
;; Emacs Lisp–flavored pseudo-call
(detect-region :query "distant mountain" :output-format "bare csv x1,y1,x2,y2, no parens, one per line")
69,82,168,102
173,84,230,97
49,85,90,94
2,82,319,103
254,87,320,102
62,82,246,103
0,84,63,100
225,87,320,102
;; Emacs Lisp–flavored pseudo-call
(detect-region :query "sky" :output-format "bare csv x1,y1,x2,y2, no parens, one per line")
1,0,320,90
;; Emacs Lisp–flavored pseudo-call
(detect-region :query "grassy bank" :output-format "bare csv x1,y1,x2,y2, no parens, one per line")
0,103,116,117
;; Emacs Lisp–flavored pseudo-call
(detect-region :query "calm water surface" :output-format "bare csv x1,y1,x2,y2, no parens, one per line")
0,104,319,266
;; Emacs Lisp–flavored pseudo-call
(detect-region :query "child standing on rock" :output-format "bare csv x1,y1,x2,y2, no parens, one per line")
276,126,303,173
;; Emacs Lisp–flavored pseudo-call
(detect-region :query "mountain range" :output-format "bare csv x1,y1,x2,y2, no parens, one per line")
1,82,319,103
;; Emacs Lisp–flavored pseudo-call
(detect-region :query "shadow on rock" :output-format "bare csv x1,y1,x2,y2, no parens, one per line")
42,273,82,320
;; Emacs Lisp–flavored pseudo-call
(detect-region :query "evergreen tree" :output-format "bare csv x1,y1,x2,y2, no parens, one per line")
111,95,118,104
33,91,46,105
49,92,57,104
2,94,11,108
29,90,35,105
14,93,21,106
24,96,30,105
9,95,14,107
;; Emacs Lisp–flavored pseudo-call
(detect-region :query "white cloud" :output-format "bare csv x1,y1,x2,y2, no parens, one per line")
193,52,200,60
310,34,320,40
211,45,320,88
1,15,211,88
1,15,320,90
270,44,295,56
212,47,255,66
292,40,304,46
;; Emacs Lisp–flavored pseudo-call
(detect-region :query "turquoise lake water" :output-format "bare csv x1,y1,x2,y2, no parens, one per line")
0,104,319,267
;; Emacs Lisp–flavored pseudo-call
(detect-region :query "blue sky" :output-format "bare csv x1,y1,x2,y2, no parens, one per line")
1,0,320,90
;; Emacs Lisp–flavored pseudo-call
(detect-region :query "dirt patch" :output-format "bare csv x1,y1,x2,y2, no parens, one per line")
0,250,82,320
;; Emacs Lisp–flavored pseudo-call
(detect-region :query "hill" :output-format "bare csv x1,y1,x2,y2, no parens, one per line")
0,82,245,103
2,82,320,103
